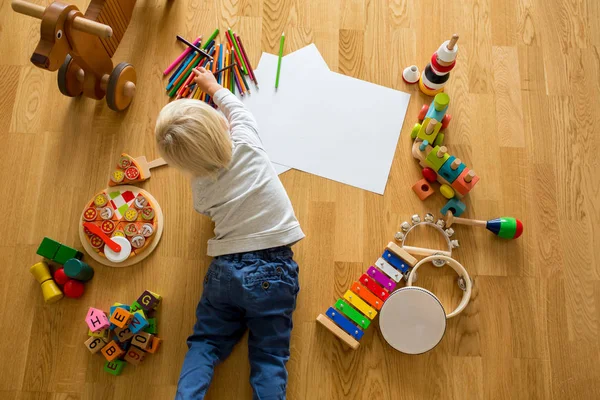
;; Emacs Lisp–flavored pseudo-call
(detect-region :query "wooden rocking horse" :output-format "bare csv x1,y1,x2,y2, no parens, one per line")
12,0,138,111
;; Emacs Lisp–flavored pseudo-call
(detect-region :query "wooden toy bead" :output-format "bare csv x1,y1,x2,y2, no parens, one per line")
424,64,450,85
441,114,452,129
420,71,447,90
64,280,85,298
419,77,443,96
412,179,434,201
440,184,455,199
64,258,94,281
411,123,421,139
464,170,476,183
402,65,420,84
422,167,437,182
53,268,69,285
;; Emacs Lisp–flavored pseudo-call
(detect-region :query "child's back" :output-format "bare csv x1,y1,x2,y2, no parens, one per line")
155,67,304,400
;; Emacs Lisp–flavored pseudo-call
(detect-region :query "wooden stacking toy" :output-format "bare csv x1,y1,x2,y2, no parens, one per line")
410,93,481,216
30,261,63,304
11,0,138,111
445,211,523,239
419,34,459,96
84,290,163,375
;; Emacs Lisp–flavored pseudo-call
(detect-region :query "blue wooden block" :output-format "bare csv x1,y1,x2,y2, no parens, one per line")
441,198,467,217
129,311,149,334
425,102,448,123
382,250,410,273
438,156,466,183
325,307,364,340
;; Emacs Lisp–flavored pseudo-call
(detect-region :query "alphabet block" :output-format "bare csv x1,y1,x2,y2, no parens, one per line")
137,290,160,311
88,328,109,341
146,336,162,354
84,336,107,354
131,332,152,350
114,326,134,342
129,311,149,333
101,340,124,362
143,318,157,335
104,359,126,376
86,308,110,332
110,308,133,329
124,346,146,365
130,301,143,313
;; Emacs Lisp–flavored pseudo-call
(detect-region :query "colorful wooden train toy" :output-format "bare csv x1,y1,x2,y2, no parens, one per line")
410,93,479,217
11,0,138,111
84,290,163,375
31,237,94,302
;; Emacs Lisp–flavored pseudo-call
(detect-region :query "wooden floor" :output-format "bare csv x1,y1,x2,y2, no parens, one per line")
1,0,599,398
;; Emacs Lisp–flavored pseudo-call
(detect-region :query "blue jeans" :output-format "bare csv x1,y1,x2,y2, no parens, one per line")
176,246,300,400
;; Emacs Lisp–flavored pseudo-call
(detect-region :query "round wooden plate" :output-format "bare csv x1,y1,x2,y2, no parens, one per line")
78,185,164,268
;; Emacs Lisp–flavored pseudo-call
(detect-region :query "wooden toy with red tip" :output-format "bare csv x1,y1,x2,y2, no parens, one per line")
445,211,523,239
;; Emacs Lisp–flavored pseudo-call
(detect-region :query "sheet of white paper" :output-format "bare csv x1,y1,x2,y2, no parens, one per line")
242,44,410,194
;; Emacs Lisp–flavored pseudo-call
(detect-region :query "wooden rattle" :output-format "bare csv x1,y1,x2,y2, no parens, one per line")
445,211,523,239
12,0,137,111
30,261,63,304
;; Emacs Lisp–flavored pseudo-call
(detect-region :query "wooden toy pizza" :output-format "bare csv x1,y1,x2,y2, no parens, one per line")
79,185,164,267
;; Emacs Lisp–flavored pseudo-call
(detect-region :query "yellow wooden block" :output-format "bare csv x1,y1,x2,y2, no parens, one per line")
343,290,377,320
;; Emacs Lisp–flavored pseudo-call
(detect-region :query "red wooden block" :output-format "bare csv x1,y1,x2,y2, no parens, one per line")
451,168,480,195
53,268,69,285
64,280,85,298
359,274,389,302
412,178,434,201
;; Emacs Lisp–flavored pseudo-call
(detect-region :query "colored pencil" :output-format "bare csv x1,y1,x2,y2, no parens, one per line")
239,63,250,93
167,53,197,90
235,34,257,87
177,68,196,96
217,44,223,85
176,35,214,60
164,36,201,75
275,32,285,89
225,30,246,75
227,28,248,74
214,62,237,76
203,29,219,49
169,53,201,97
231,52,244,95
169,51,193,83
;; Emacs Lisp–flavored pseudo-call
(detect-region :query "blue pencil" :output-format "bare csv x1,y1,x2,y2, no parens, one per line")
217,44,223,85
169,52,194,84
167,54,197,91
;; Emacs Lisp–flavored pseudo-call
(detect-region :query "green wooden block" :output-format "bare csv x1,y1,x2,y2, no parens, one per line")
143,318,157,334
104,359,125,376
334,299,371,330
36,237,61,259
52,244,83,265
417,117,442,143
425,145,450,172
130,301,143,313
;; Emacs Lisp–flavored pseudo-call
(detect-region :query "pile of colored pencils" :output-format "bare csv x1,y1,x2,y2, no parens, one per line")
163,28,258,103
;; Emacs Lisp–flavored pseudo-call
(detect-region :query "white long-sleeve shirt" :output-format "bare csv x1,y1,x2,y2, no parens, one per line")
191,88,305,257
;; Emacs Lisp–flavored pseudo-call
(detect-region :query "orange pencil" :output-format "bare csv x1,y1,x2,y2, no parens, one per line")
178,69,196,96
232,51,246,94
171,53,200,92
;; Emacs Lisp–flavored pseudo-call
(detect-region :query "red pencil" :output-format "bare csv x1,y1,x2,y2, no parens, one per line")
235,34,258,87
225,31,246,75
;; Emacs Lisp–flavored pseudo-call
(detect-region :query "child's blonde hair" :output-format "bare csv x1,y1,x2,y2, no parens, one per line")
155,99,232,177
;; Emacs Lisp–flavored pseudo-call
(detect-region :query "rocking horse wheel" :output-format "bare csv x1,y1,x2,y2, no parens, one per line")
106,62,137,111
57,55,83,97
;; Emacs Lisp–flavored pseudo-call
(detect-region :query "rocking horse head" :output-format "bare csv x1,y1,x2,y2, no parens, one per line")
11,0,113,71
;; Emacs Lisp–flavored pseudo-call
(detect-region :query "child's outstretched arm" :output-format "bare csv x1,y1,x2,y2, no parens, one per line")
192,67,260,147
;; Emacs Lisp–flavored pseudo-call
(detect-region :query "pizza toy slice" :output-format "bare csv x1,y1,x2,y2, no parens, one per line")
108,154,167,187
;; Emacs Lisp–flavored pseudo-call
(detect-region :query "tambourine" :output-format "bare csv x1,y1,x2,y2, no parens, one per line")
379,255,472,354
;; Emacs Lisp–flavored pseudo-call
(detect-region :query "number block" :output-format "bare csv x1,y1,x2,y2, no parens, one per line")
101,340,124,362
131,332,153,350
86,307,110,332
84,336,107,354
114,326,134,342
104,359,126,376
124,346,146,365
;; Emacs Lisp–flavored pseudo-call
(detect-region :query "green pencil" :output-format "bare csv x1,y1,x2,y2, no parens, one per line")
203,28,219,50
228,28,248,75
275,32,285,89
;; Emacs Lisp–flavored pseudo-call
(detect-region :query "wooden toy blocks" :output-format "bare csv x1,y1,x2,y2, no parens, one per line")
144,318,157,334
114,326,134,342
412,178,434,200
425,146,450,171
110,308,133,328
129,311,149,333
84,336,107,354
131,332,152,350
104,359,126,376
145,336,162,354
86,307,110,332
437,156,465,183
101,340,124,362
137,290,161,311
53,244,83,265
36,237,61,259
441,198,467,217
451,168,480,195
124,346,146,365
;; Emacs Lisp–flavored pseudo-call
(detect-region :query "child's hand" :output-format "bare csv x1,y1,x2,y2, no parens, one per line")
192,67,222,97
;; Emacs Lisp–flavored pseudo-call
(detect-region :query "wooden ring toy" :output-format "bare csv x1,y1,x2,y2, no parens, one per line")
436,40,459,63
407,255,472,318
420,71,447,90
424,64,450,84
430,54,455,73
